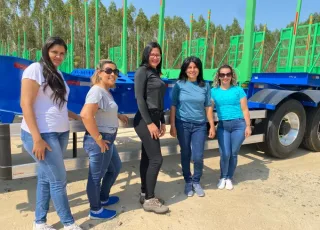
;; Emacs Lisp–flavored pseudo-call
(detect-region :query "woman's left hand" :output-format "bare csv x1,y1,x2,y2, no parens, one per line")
245,126,252,138
159,124,166,137
118,114,129,125
208,127,216,139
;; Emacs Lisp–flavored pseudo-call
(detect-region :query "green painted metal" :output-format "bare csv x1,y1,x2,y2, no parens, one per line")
95,0,99,67
122,0,128,74
309,23,320,73
70,5,74,72
36,50,41,61
210,32,217,69
237,0,256,83
263,41,281,72
136,27,140,68
287,0,302,72
84,0,90,68
130,44,133,71
109,46,122,69
275,22,320,73
17,30,20,57
304,15,313,72
182,38,205,61
166,40,169,69
49,12,53,36
188,14,193,56
23,30,27,59
203,10,211,68
41,19,45,45
158,0,165,51
0,40,3,55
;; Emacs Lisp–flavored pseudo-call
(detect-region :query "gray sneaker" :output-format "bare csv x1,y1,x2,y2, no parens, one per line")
139,194,165,205
193,183,205,197
184,182,194,197
142,198,169,214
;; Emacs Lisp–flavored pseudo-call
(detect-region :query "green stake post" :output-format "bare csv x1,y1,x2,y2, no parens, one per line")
158,0,165,50
95,0,99,67
17,30,21,57
136,27,140,67
211,32,216,69
70,5,74,72
122,0,128,74
287,0,302,72
42,18,45,45
84,0,90,68
304,14,313,72
49,12,53,36
237,0,256,83
188,14,193,56
203,10,211,68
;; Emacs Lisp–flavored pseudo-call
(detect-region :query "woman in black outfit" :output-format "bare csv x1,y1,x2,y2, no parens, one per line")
133,42,169,214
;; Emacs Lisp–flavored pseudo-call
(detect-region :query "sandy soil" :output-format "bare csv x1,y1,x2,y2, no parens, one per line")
1,128,320,230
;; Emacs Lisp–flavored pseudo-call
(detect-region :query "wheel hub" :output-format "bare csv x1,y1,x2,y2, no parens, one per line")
278,112,300,146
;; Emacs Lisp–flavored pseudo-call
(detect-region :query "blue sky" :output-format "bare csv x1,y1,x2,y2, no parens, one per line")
101,0,319,30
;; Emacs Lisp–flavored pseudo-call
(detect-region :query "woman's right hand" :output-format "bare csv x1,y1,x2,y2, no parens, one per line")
32,138,52,161
96,139,110,153
170,126,177,137
147,123,160,139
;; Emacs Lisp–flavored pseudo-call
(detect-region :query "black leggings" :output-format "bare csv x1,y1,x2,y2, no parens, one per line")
133,111,163,199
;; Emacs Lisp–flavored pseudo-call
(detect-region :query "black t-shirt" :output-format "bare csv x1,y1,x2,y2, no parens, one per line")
134,65,166,124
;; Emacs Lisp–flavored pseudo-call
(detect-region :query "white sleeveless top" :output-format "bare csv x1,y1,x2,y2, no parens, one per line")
21,63,70,133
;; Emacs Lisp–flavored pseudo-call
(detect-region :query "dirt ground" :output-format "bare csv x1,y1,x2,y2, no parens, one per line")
1,128,320,230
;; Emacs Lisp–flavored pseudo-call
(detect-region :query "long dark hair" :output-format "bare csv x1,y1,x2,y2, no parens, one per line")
40,36,68,108
178,56,205,87
140,42,162,74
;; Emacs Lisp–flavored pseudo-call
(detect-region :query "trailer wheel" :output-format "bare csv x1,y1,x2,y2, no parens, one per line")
301,106,320,152
265,99,306,158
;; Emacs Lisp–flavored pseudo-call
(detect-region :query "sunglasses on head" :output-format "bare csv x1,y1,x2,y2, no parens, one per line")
219,72,232,78
103,68,119,76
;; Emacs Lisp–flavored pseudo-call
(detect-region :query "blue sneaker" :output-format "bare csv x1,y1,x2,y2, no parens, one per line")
184,182,194,197
193,183,205,197
101,196,120,206
89,208,117,220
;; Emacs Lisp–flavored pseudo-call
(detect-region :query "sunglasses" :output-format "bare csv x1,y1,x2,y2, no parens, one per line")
219,72,232,78
103,68,120,76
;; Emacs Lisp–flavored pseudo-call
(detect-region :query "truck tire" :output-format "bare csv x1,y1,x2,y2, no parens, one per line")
301,106,320,152
252,118,270,155
264,99,306,158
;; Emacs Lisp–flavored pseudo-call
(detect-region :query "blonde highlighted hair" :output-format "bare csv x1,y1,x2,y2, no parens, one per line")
90,59,117,86
212,64,238,88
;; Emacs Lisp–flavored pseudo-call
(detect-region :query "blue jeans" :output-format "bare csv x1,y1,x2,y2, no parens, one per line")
21,129,74,226
83,132,122,211
217,118,246,179
175,119,207,183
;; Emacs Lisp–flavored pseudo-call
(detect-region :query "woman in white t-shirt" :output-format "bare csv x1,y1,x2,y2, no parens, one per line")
20,37,82,230
80,59,128,220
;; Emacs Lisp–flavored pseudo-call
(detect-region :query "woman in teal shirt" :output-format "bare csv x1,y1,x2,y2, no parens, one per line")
170,56,215,197
211,64,251,190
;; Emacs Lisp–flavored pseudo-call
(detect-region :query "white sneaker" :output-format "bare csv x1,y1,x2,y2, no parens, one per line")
64,223,83,230
225,179,233,190
217,178,226,189
33,222,56,230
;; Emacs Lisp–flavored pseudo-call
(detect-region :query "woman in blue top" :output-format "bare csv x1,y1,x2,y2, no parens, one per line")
170,56,215,197
211,64,251,190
